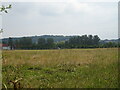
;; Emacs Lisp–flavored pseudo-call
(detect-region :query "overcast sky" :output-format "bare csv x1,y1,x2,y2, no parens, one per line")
1,0,118,39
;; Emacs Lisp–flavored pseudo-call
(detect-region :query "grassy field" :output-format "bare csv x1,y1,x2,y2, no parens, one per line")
2,48,118,88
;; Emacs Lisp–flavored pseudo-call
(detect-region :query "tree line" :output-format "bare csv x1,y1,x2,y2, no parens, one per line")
6,35,119,50
8,37,55,49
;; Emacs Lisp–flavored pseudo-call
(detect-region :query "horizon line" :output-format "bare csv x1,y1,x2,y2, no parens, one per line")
1,34,119,40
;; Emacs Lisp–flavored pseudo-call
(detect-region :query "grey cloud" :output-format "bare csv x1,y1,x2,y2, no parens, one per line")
2,2,118,39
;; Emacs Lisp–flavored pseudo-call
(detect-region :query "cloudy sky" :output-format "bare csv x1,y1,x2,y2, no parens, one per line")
1,0,118,39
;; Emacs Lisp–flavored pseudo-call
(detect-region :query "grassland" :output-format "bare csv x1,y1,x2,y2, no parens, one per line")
2,48,118,88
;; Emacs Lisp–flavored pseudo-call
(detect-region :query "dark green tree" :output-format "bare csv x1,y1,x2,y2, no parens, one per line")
8,37,13,50
93,35,100,45
88,35,93,45
56,41,65,49
103,42,117,48
19,37,32,49
14,40,19,49
46,38,54,49
38,38,46,49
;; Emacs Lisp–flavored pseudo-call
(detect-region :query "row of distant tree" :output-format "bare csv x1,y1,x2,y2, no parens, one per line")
7,35,119,50
8,37,55,49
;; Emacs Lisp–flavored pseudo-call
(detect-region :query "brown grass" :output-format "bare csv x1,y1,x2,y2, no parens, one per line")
2,48,118,66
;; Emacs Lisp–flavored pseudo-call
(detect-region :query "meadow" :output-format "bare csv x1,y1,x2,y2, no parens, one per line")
2,48,118,88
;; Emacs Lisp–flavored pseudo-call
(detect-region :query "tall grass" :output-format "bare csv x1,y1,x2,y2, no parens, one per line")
2,48,118,88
